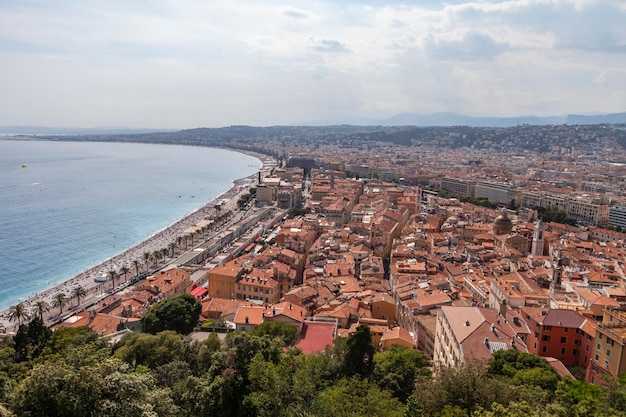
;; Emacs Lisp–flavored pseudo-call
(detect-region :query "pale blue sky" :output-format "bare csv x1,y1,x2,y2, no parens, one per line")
0,0,624,128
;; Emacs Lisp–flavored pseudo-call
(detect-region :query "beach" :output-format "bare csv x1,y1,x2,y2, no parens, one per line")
0,150,270,332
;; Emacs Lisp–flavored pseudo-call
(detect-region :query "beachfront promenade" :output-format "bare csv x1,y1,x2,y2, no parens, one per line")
0,153,276,332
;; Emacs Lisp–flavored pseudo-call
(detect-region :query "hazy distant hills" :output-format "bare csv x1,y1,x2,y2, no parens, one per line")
565,112,626,125
2,112,626,134
372,112,626,127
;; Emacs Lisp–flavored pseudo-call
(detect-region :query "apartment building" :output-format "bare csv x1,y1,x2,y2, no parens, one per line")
608,205,626,230
474,181,516,205
433,306,527,369
587,307,626,384
440,177,476,197
521,191,610,226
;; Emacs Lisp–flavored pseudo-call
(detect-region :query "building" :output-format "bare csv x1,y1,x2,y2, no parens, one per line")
521,307,588,367
587,307,626,384
433,306,528,369
440,178,476,197
608,205,626,230
531,220,545,256
520,191,610,226
474,181,516,205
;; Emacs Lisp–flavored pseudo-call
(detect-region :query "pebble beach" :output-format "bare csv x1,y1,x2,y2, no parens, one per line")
0,152,268,332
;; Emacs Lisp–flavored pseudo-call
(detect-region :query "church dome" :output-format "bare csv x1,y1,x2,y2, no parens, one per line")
493,209,513,235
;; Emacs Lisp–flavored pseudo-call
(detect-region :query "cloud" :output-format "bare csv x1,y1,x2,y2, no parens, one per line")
0,0,624,128
424,31,510,61
311,38,351,54
282,8,310,20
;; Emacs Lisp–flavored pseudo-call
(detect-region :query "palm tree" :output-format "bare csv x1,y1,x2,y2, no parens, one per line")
132,259,141,277
8,303,29,327
120,266,130,282
152,250,160,266
32,300,50,321
143,251,151,271
71,286,87,306
107,269,119,289
176,236,183,250
52,292,68,315
169,242,176,257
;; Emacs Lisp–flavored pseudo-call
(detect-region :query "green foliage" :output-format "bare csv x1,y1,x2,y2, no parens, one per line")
373,344,431,402
288,208,307,218
114,330,183,368
140,293,201,335
12,317,51,362
488,350,560,391
313,377,404,417
3,319,626,417
533,205,577,225
250,321,300,346
342,325,375,378
41,326,99,357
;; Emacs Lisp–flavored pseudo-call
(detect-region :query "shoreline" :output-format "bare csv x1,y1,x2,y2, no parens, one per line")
0,145,270,330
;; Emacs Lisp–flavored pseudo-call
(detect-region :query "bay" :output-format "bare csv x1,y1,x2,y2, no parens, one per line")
0,140,261,309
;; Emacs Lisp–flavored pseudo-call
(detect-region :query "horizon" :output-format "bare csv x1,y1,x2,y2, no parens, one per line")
1,1,625,129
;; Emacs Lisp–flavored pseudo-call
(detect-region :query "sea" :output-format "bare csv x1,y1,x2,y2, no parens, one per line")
0,139,261,310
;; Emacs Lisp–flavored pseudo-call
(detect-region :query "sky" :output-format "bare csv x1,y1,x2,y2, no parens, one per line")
0,0,625,129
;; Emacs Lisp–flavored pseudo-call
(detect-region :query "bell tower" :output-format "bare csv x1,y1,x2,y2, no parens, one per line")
531,220,545,256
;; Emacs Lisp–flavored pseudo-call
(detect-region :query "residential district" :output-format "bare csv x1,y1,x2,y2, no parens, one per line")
48,123,626,385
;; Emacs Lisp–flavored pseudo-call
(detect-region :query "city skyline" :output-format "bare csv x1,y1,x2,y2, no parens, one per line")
1,0,625,129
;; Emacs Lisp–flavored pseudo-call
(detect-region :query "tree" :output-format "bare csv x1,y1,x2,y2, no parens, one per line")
7,304,29,327
51,292,68,315
13,317,51,362
71,286,87,307
132,259,141,277
42,326,99,356
114,331,183,368
107,269,118,290
342,324,375,378
119,266,130,282
250,321,300,346
143,251,151,271
31,300,50,321
313,377,404,417
140,294,202,335
373,344,431,402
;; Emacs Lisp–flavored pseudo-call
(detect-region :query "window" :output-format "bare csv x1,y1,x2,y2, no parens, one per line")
561,347,566,354
597,343,602,350
545,325,552,331
561,337,567,343
535,332,539,339
599,334,603,340
573,349,578,356
595,354,600,361
607,349,611,357
542,346,547,353
542,335,551,342
564,328,568,333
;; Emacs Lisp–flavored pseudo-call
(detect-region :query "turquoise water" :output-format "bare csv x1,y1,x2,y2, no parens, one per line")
0,140,261,309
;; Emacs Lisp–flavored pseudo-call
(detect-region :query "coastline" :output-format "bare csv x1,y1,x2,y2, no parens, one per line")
0,146,269,331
